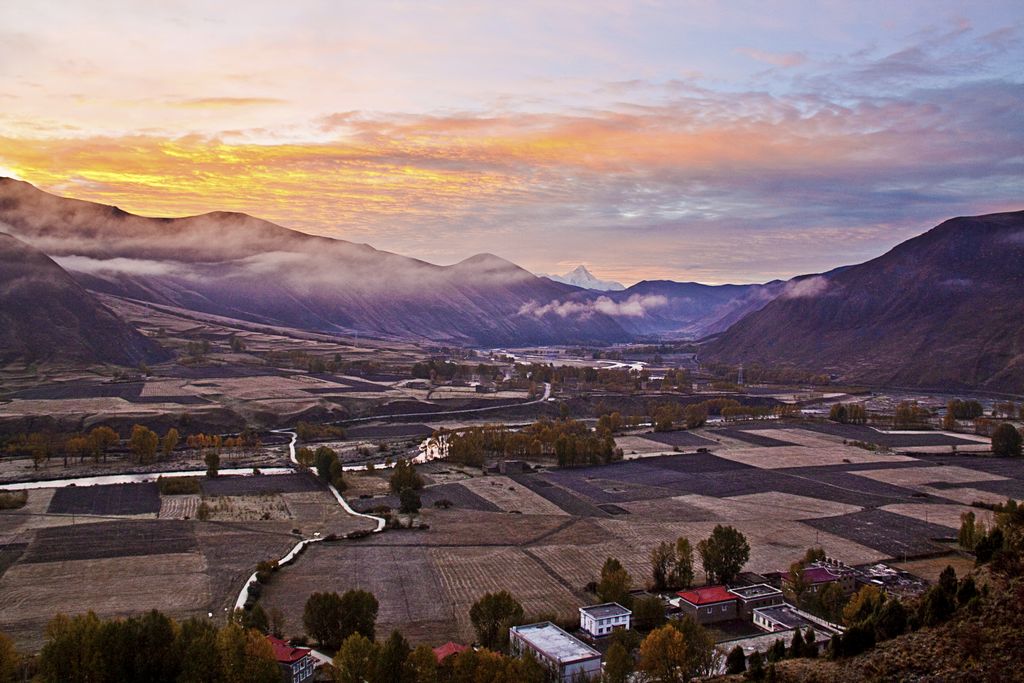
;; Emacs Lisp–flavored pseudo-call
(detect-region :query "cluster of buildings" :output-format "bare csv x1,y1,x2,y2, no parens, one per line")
266,556,926,683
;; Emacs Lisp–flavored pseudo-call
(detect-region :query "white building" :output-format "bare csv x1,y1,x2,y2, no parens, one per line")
509,622,602,682
579,602,632,638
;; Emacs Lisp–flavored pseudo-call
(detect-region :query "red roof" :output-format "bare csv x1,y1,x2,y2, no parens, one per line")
267,635,311,664
433,641,469,662
676,586,736,606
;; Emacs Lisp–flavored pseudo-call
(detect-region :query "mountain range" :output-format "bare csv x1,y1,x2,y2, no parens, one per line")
0,177,1021,391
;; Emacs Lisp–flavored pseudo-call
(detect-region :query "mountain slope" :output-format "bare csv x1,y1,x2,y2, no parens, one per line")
541,265,625,291
0,231,167,366
0,179,630,346
701,211,1024,391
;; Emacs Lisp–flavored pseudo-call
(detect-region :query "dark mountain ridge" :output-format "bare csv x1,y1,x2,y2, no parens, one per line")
0,231,167,366
701,210,1024,392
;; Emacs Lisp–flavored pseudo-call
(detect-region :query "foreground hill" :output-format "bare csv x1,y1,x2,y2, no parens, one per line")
701,211,1024,392
0,232,167,366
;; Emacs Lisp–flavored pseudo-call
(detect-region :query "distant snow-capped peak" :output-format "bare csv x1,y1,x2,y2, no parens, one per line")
539,265,625,291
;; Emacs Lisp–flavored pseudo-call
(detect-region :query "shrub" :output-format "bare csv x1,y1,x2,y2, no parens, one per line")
196,501,210,521
156,476,201,495
0,491,28,510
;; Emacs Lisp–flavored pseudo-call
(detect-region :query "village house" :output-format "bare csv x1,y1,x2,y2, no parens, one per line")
432,641,469,663
729,584,784,619
675,586,738,624
509,622,602,682
579,602,631,638
267,636,314,683
783,561,859,596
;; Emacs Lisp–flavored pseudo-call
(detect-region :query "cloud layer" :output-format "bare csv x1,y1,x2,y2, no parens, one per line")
0,3,1020,284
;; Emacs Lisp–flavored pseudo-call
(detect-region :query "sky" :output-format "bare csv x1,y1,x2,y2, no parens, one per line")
0,1,1021,284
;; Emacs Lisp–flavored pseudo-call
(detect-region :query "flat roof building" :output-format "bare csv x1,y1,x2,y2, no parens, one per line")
510,622,602,682
729,584,784,618
579,602,631,638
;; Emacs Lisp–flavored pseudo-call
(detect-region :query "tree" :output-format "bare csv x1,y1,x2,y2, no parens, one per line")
789,628,805,658
597,557,632,607
671,537,694,589
205,450,220,478
696,525,750,584
161,428,180,458
339,589,379,643
651,541,675,591
725,645,746,674
637,619,718,683
0,632,19,683
874,599,907,640
469,591,524,651
216,623,280,683
746,651,765,681
390,459,424,494
817,582,846,623
916,585,955,627
129,424,159,464
604,642,633,683
178,618,221,683
683,403,707,429
304,592,344,649
88,426,119,462
637,625,690,683
829,403,848,424
408,645,439,683
842,585,884,626
956,576,978,607
64,435,90,467
39,612,105,683
632,595,667,632
377,630,412,683
992,423,1022,456
958,511,987,550
399,488,422,515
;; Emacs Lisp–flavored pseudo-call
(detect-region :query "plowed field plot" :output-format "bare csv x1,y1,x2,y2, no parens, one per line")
715,445,917,469
261,544,455,644
803,509,953,558
853,465,1005,488
925,478,1024,500
645,452,757,474
714,429,796,447
48,482,160,515
200,473,321,496
0,543,26,578
23,520,197,563
309,375,392,392
880,503,995,530
509,475,608,516
640,431,718,448
458,476,569,516
429,546,579,642
911,455,1024,479
6,381,143,401
159,495,200,519
788,423,980,448
345,424,435,439
0,552,210,651
366,509,572,547
350,483,501,514
195,521,299,613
